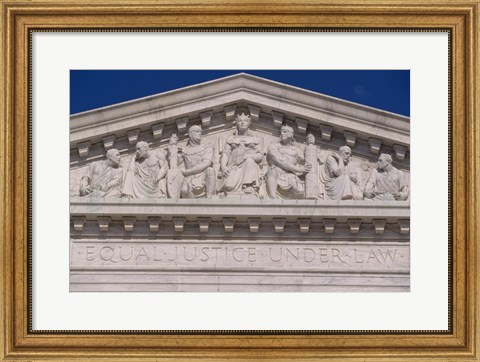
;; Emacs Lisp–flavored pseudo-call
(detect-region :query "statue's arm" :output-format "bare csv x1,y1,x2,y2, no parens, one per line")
156,151,169,181
79,163,94,195
326,154,345,177
220,143,231,174
103,168,123,191
183,146,214,177
395,171,410,200
268,144,303,173
251,143,264,163
297,147,305,164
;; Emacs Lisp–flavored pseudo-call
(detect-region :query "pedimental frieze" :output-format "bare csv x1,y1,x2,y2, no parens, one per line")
70,110,410,204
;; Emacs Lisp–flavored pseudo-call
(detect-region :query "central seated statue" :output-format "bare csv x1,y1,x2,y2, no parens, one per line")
218,113,263,196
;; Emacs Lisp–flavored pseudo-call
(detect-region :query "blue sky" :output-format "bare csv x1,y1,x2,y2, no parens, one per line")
70,70,410,116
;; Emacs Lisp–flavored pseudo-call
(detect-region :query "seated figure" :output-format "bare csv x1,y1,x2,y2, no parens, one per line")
79,148,123,198
167,125,215,198
364,153,409,201
122,141,168,198
266,125,312,199
319,145,360,200
219,113,263,196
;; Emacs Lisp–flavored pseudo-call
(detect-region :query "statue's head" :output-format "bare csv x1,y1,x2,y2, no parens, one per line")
106,148,121,166
339,145,352,162
135,141,150,159
188,125,202,143
280,125,295,142
378,153,393,171
234,112,252,132
189,125,202,136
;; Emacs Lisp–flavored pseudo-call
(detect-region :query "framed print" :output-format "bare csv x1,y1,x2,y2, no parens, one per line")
1,0,478,361
69,69,411,294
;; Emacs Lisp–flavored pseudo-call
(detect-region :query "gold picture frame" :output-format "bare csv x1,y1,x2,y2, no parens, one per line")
1,0,478,360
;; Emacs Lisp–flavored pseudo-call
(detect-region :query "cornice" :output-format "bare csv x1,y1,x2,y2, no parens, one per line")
69,73,410,149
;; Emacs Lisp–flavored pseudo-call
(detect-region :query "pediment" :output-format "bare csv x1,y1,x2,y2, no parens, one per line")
70,73,410,168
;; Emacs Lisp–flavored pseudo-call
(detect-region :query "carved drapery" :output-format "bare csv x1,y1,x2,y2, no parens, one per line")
72,118,409,201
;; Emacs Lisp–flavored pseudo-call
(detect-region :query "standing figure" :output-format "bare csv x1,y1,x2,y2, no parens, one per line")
219,113,263,195
364,153,409,201
319,145,359,200
304,133,320,199
122,141,168,198
167,125,216,198
265,125,312,199
79,148,123,198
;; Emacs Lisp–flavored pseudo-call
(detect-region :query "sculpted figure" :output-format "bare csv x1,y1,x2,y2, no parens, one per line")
364,153,409,201
319,145,360,200
349,161,374,198
167,126,216,198
122,141,168,198
79,148,123,198
304,133,320,199
219,113,263,195
266,125,312,199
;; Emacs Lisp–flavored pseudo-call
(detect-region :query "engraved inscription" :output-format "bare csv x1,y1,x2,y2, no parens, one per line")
74,243,408,271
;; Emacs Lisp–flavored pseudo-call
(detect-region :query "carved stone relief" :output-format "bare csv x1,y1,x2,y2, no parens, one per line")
72,112,409,201
319,145,365,200
121,141,168,199
265,125,312,199
78,148,123,198
218,113,264,197
363,153,410,200
166,125,216,199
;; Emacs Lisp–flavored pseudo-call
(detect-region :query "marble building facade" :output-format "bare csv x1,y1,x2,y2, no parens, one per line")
69,73,410,292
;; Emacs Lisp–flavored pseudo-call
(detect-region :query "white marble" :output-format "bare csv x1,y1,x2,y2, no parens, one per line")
69,73,411,292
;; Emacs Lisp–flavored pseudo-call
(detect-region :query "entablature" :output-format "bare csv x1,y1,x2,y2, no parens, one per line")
70,199,410,237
